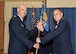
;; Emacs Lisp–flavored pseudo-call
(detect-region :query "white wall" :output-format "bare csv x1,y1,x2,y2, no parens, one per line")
47,0,76,8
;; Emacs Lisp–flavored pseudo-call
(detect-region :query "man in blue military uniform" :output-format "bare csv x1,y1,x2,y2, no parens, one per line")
36,9,73,54
8,4,39,54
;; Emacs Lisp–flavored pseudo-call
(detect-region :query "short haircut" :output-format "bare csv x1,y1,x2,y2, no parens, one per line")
53,8,63,13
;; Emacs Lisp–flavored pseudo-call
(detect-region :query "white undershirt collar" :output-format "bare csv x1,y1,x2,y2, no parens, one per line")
17,14,23,22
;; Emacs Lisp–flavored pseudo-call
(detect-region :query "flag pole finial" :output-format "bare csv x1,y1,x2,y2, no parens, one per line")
42,0,45,4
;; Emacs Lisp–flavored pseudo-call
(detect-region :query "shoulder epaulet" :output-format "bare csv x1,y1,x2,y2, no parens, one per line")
12,15,17,18
13,15,17,17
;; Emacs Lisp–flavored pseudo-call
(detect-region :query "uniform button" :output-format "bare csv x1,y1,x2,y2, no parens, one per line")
49,53,52,54
54,43,55,45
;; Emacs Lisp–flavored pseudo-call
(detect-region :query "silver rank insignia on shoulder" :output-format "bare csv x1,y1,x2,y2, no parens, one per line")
13,15,17,17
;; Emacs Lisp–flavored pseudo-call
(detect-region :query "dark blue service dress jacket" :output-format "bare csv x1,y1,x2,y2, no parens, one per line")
41,19,73,54
8,16,38,54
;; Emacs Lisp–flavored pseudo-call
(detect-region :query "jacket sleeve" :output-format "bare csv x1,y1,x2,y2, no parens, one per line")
40,30,48,37
41,21,67,45
9,18,34,49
